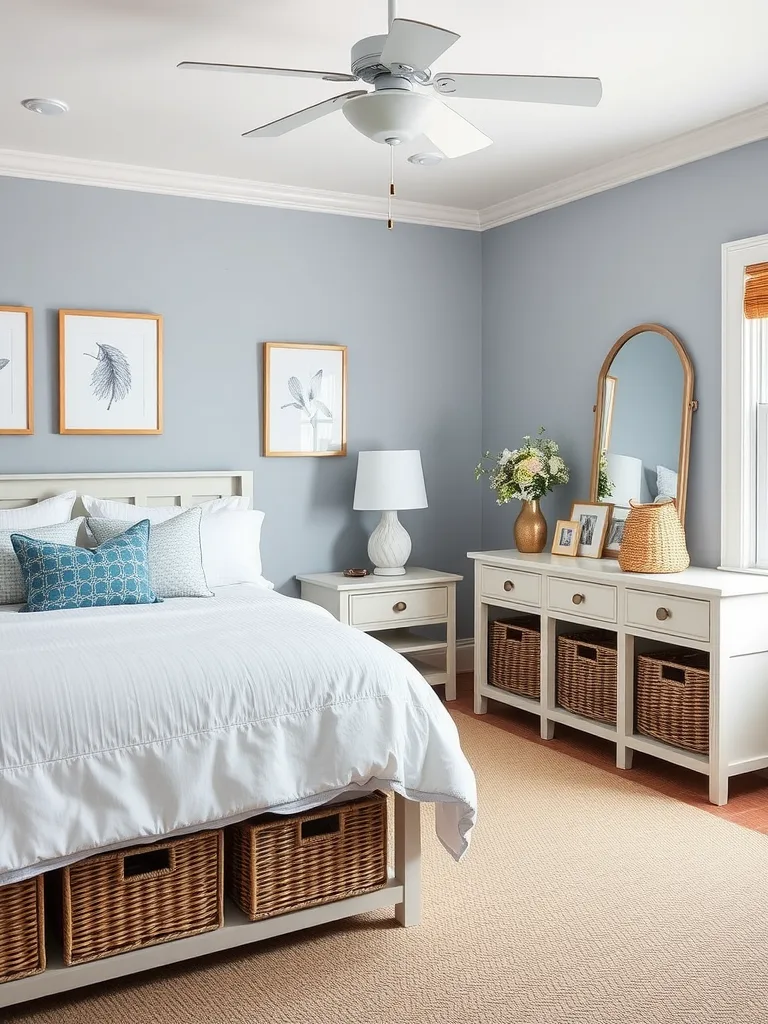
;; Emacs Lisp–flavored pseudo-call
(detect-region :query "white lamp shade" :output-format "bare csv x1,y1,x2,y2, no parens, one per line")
353,450,428,511
606,452,643,508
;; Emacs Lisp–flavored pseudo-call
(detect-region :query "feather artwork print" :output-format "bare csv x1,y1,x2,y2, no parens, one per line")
85,343,132,410
0,358,9,372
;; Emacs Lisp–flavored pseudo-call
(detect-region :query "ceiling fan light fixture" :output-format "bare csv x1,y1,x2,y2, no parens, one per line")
21,97,69,116
342,90,435,146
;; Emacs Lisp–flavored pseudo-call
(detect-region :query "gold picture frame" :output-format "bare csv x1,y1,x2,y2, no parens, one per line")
0,305,34,435
59,310,163,435
551,519,582,556
263,342,347,457
570,501,614,559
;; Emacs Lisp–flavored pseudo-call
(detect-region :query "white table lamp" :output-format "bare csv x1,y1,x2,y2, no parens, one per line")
353,450,428,575
606,452,643,508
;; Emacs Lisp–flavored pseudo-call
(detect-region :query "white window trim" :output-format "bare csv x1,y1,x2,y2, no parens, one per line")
721,232,768,570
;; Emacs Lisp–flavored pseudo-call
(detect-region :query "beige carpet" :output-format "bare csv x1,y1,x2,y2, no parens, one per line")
9,713,768,1024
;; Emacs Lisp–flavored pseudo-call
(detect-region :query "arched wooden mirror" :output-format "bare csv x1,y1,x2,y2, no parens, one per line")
589,323,696,557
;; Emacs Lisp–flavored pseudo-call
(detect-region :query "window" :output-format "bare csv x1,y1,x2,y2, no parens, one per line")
722,235,768,569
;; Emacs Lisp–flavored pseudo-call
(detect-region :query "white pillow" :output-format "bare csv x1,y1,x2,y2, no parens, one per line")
0,519,83,605
655,465,678,501
81,494,250,523
200,510,272,589
0,491,77,530
87,508,213,599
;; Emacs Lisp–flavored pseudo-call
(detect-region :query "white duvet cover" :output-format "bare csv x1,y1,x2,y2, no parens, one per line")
0,586,476,886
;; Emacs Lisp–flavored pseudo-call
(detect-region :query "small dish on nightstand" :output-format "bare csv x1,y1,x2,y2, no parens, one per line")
343,568,369,578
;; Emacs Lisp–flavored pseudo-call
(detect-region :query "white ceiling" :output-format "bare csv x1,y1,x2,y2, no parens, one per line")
2,0,768,214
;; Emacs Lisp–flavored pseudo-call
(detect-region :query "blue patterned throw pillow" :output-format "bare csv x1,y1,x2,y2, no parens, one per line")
11,519,160,612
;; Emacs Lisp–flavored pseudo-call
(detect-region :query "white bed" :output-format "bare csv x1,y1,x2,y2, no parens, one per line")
0,472,477,1008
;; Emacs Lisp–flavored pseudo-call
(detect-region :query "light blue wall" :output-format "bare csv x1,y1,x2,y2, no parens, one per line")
0,176,482,633
481,138,768,568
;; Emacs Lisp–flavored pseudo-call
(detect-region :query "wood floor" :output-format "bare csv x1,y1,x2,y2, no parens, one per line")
449,672,768,836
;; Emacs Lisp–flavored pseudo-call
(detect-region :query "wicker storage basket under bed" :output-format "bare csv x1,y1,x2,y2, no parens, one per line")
489,616,541,698
227,792,388,921
0,877,45,984
60,830,223,966
557,630,618,725
636,648,710,754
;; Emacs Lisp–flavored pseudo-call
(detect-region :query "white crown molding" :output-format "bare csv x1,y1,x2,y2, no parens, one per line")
0,148,481,231
478,101,768,231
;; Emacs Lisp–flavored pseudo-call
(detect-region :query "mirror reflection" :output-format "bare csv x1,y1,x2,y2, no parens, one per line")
597,330,685,510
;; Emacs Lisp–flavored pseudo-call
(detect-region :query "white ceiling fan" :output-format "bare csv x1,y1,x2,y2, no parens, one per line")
179,0,601,224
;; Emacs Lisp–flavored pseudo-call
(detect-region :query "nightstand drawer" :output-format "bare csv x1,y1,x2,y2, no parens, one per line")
625,589,710,642
349,586,448,628
548,577,617,623
480,566,541,607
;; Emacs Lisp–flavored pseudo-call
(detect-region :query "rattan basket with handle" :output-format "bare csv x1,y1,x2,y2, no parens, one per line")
227,792,388,922
557,630,618,724
618,500,690,573
60,830,223,966
489,616,541,698
636,648,710,754
0,877,45,984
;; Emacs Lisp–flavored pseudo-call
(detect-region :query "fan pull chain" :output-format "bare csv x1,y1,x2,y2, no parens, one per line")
388,144,396,230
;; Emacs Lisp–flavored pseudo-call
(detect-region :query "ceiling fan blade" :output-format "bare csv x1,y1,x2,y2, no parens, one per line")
242,90,367,138
433,73,602,107
178,61,357,83
423,101,492,159
379,19,459,72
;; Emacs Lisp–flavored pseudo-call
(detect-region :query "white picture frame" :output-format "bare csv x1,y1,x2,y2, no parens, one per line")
263,342,347,457
570,501,614,559
59,310,163,435
0,306,33,435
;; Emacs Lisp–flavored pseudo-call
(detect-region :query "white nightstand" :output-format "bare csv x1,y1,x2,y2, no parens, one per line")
297,568,463,701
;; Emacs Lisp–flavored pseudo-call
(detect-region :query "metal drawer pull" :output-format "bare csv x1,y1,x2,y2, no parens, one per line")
503,580,514,592
656,607,671,621
393,601,407,613
572,593,585,606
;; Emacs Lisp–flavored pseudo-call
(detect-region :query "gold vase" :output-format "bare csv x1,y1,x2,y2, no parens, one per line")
514,500,547,553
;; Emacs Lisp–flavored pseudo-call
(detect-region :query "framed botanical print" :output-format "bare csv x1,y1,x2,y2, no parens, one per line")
59,310,163,435
263,342,347,457
570,501,613,559
0,305,33,434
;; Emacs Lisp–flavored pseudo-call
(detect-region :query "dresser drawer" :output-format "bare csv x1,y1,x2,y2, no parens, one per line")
548,577,617,623
625,589,710,642
480,565,541,607
349,586,448,628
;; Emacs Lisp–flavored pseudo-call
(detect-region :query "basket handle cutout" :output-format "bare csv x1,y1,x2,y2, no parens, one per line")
122,847,174,880
576,645,598,661
661,665,686,684
300,812,341,843
507,628,523,643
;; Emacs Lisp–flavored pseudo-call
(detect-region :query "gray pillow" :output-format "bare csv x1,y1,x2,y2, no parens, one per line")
87,506,212,599
0,519,84,605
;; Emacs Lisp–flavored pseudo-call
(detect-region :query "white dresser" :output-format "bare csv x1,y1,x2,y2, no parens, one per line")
468,550,768,804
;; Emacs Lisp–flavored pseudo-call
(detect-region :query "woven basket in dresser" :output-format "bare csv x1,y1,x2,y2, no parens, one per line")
489,616,541,698
227,792,388,921
60,830,223,966
636,648,710,754
557,630,618,725
0,877,45,984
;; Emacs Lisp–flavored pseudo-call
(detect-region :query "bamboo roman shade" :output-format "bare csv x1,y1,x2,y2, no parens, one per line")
744,263,768,319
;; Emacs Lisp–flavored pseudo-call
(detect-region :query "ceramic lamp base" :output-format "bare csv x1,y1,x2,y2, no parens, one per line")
368,510,411,576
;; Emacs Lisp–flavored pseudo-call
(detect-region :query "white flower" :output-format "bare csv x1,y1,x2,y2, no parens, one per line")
549,456,565,475
499,448,513,466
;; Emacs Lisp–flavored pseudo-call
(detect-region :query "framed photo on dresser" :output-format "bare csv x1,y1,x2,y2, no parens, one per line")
0,305,33,435
59,310,163,435
570,501,613,559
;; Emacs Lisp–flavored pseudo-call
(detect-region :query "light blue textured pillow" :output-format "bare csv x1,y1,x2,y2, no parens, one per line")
11,519,160,613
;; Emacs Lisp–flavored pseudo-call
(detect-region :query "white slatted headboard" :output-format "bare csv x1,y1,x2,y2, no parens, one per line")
0,472,254,516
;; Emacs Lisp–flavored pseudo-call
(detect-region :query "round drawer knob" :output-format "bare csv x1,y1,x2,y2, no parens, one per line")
503,580,514,592
572,593,585,606
656,607,670,621
393,601,407,613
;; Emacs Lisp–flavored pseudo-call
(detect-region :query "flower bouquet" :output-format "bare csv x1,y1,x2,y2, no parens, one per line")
476,428,569,552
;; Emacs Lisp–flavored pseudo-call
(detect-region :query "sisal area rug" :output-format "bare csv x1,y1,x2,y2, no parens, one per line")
9,713,768,1024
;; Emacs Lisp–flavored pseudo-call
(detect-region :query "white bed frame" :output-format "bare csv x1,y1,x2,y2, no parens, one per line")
0,472,422,1010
